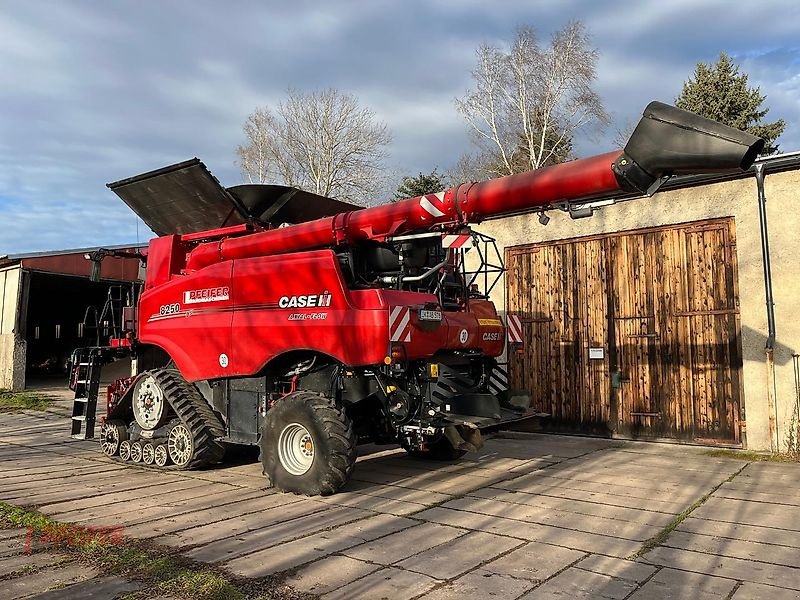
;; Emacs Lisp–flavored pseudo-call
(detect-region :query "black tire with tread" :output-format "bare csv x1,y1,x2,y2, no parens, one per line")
261,391,356,496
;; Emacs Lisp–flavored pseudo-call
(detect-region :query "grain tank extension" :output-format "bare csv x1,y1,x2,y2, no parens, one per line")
86,102,762,495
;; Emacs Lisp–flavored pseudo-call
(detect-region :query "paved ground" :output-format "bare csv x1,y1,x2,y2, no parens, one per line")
1,407,800,599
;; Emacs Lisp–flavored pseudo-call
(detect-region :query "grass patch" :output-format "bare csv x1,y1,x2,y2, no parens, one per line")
702,449,798,463
0,502,245,600
0,391,53,412
629,463,749,560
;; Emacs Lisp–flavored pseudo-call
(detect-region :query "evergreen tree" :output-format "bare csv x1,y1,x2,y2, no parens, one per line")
394,170,447,200
676,52,785,154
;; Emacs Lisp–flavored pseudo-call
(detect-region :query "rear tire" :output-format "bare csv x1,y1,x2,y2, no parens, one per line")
261,391,356,496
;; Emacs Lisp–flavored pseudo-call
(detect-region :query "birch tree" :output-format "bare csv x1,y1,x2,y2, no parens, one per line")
237,88,391,204
456,22,607,178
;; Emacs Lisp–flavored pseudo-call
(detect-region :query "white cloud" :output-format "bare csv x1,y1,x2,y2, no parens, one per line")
0,1,799,253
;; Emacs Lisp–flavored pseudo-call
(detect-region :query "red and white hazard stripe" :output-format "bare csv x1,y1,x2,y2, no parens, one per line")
441,234,473,249
506,314,523,344
419,191,446,218
389,306,412,342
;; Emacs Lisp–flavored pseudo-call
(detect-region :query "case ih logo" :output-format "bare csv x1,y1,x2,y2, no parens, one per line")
279,292,332,309
183,286,230,304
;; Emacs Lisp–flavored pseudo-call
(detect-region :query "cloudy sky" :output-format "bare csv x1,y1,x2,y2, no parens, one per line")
1,1,798,254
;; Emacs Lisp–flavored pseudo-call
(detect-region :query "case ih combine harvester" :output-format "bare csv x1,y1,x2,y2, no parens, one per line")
71,103,762,495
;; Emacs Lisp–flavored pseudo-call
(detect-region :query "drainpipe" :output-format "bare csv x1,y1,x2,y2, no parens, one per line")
755,163,778,452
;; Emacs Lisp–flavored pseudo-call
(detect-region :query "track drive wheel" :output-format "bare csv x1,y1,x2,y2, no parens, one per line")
261,391,356,496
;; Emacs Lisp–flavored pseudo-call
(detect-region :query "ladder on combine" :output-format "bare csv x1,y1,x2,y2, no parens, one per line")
70,349,103,440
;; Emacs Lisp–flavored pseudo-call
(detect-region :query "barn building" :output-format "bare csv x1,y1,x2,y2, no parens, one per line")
478,152,800,452
0,246,143,392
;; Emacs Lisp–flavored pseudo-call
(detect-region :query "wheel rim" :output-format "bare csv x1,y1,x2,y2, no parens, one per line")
154,444,169,467
142,443,155,465
132,374,166,431
130,442,143,463
278,423,315,476
100,422,122,456
119,440,131,461
168,424,193,467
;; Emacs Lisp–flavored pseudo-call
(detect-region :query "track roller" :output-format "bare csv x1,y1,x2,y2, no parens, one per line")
119,440,131,461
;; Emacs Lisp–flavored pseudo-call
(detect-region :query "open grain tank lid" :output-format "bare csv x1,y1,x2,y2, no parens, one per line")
107,158,361,236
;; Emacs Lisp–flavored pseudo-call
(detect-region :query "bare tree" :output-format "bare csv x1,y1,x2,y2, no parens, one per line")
455,22,608,179
237,88,391,204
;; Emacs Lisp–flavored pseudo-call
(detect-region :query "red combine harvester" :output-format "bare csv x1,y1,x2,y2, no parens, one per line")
73,102,762,495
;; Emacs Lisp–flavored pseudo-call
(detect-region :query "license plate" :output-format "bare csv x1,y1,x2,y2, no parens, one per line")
419,309,443,322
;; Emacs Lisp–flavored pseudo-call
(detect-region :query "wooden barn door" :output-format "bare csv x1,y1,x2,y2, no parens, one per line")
506,218,743,444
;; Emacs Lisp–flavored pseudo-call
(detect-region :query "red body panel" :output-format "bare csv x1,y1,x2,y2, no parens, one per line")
139,150,635,380
138,260,233,380
138,247,507,380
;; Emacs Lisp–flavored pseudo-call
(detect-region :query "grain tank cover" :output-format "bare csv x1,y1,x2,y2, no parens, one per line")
108,158,360,236
227,184,362,226
108,158,246,236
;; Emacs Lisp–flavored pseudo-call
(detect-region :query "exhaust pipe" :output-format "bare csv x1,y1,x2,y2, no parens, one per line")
613,101,765,193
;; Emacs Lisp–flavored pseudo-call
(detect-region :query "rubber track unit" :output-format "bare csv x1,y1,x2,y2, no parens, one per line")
112,369,225,471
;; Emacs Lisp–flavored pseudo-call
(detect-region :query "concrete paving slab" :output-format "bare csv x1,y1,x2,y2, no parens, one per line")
42,478,219,521
224,529,366,577
692,496,800,531
123,492,301,539
677,516,800,548
185,505,376,563
339,479,453,505
101,487,267,529
627,567,736,600
344,521,466,565
519,565,638,599
714,483,800,506
489,480,691,514
283,555,381,596
414,506,643,557
732,582,800,600
0,562,97,600
5,409,800,599
492,471,695,504
0,552,66,577
575,554,657,584
644,546,800,590
441,496,664,541
27,575,141,599
395,531,521,579
423,568,537,599
665,530,800,568
482,540,585,582
153,496,328,548
0,529,27,541
315,491,427,516
468,487,677,525
321,566,439,600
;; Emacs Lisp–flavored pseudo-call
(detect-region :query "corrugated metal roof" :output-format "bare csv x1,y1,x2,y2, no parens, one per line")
1,242,146,262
